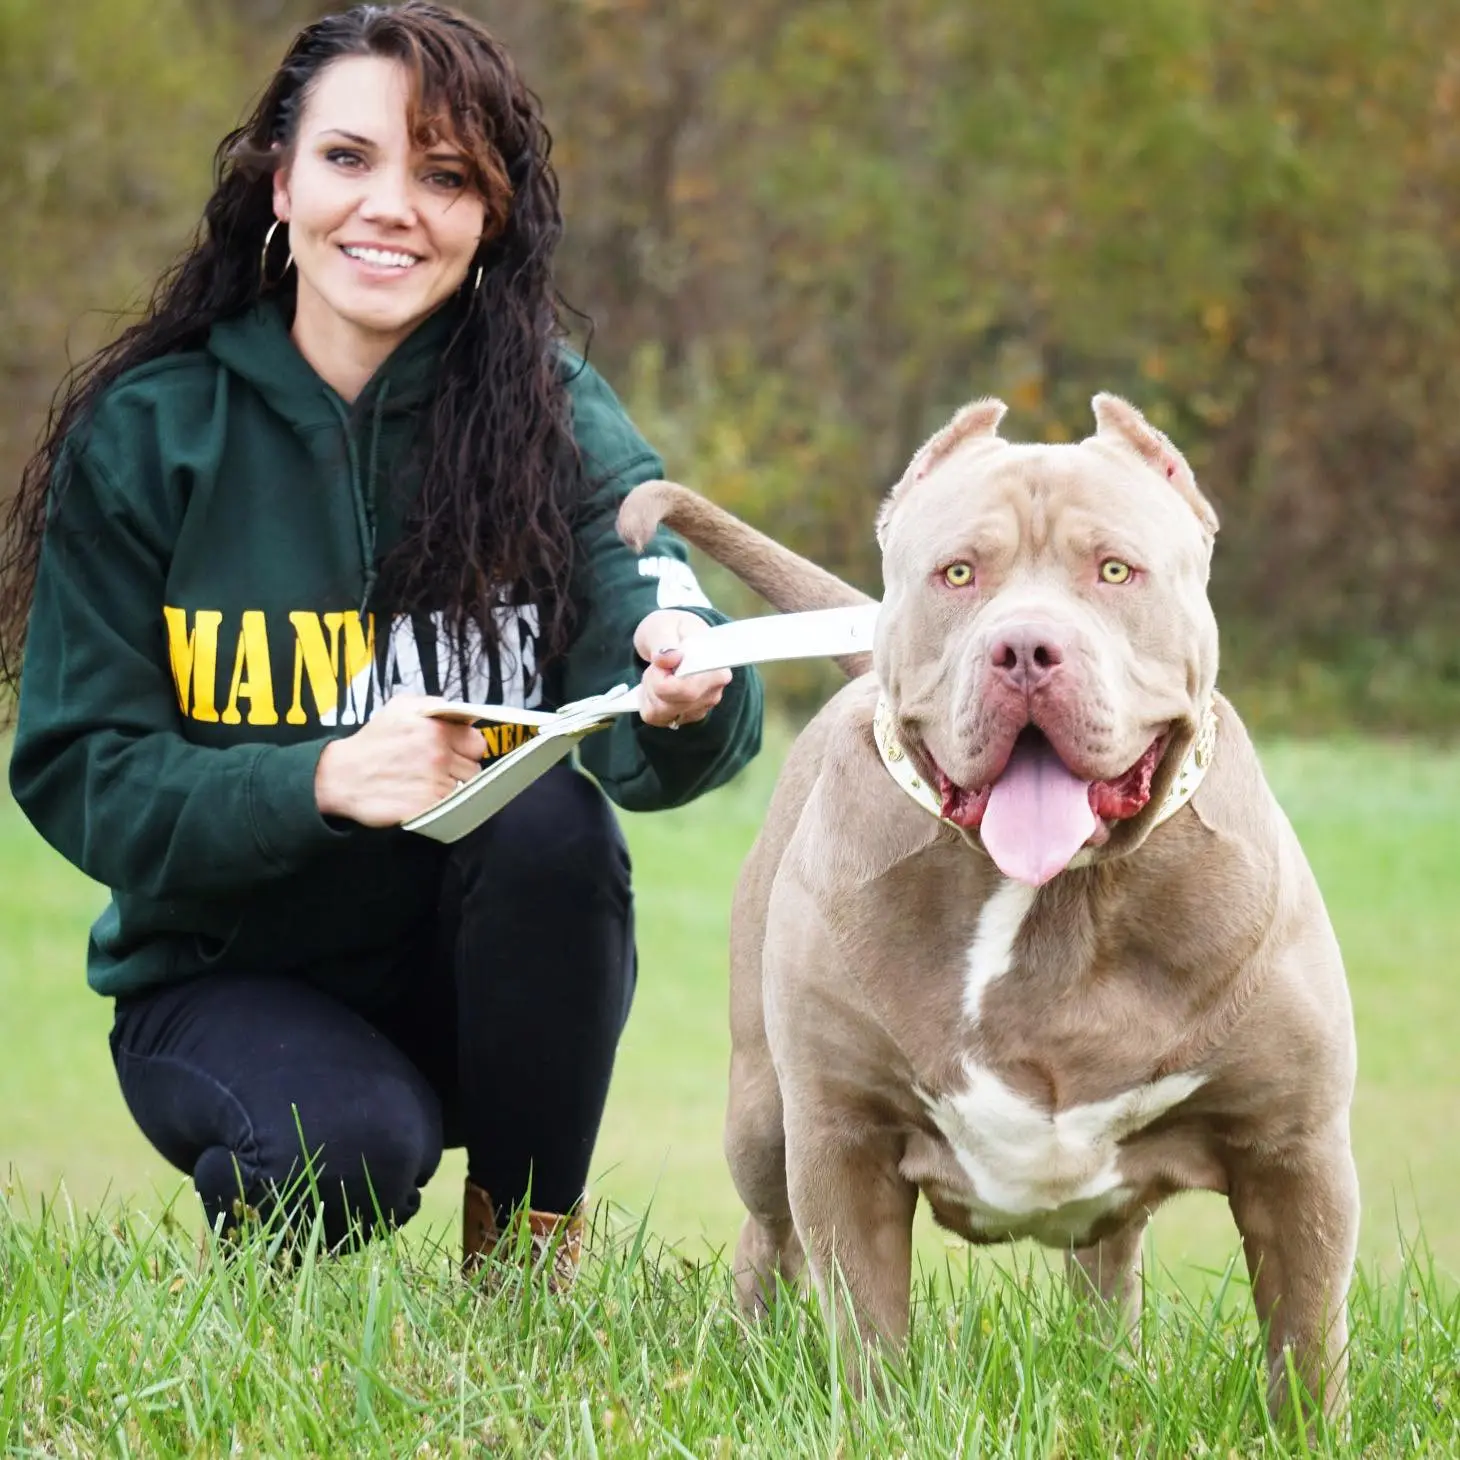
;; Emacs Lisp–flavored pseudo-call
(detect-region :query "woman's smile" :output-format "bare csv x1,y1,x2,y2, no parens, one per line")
339,243,423,273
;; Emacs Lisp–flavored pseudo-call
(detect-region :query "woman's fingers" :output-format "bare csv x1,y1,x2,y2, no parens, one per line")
432,722,486,785
632,608,736,726
639,662,731,727
444,723,488,759
316,699,492,823
447,749,485,782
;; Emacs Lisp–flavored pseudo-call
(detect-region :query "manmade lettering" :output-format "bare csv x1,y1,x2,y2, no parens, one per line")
161,607,542,740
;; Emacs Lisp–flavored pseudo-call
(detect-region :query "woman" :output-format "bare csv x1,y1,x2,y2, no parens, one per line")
0,1,762,1281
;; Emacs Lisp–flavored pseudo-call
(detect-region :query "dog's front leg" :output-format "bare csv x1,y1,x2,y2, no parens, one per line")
1226,1122,1359,1431
785,1111,918,1391
1065,1217,1148,1346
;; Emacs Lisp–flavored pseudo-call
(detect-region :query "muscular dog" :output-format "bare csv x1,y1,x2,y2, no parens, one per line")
618,394,1358,1422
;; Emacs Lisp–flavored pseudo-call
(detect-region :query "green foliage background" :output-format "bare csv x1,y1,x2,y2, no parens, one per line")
4,0,1458,729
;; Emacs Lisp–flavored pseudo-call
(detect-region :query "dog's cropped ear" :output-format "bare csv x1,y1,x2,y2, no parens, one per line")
876,397,1008,545
1090,393,1219,536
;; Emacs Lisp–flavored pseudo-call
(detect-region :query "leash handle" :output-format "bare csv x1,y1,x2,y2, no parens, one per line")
673,604,879,677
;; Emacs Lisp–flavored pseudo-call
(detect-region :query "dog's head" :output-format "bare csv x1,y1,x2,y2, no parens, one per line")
873,394,1219,886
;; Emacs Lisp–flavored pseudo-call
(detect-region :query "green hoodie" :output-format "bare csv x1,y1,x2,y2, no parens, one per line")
8,299,762,1006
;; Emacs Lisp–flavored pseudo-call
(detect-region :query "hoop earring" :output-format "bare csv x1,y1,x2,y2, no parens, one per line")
260,220,294,291
473,263,483,292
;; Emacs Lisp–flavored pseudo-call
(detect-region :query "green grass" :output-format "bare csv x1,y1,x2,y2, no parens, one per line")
2,1194,1457,1457
3,725,1459,1453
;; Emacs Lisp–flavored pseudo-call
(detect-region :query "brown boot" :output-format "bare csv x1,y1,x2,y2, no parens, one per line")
518,1206,585,1293
462,1178,500,1276
461,1179,584,1292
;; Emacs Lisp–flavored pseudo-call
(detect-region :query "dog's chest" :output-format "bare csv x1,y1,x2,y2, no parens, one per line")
913,1063,1204,1243
904,879,1204,1245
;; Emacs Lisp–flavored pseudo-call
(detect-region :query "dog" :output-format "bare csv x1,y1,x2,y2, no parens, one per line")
617,393,1359,1424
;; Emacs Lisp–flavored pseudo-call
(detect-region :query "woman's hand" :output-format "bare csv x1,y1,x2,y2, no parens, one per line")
633,609,733,729
314,695,485,825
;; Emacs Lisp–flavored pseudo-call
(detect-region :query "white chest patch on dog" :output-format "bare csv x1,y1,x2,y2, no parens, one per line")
919,1065,1206,1242
962,878,1038,1023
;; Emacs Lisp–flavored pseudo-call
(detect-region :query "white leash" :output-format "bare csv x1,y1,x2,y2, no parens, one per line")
673,603,878,676
420,604,878,730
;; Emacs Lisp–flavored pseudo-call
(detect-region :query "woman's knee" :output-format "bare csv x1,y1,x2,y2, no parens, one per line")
201,1081,442,1244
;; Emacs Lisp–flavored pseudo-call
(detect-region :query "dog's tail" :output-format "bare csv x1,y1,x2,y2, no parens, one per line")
617,479,874,680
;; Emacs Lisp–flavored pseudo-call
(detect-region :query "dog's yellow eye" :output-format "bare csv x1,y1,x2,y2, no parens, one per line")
943,562,974,588
1100,559,1132,585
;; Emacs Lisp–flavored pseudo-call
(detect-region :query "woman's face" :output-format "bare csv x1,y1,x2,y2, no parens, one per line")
272,54,488,372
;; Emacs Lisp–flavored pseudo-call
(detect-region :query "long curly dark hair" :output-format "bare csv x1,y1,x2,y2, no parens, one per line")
0,0,587,701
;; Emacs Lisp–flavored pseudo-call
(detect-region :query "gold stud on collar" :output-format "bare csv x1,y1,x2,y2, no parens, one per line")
872,696,943,819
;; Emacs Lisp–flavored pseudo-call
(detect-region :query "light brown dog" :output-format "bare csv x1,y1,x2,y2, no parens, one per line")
618,394,1358,1423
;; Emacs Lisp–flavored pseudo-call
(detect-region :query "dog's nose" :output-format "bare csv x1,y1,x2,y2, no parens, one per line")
990,626,1066,693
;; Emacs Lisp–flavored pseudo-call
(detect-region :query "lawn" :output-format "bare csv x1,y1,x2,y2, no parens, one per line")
2,720,1459,1454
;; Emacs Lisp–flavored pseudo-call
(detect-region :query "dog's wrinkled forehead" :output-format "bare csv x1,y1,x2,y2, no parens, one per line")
876,393,1219,573
882,447,1209,583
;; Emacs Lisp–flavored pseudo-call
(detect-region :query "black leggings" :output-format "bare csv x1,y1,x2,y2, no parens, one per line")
108,762,636,1245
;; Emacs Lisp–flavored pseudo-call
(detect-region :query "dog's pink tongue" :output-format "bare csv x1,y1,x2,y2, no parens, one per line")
980,737,1097,887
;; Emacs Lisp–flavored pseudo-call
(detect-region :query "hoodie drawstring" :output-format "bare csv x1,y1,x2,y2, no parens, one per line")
361,385,388,613
325,390,384,616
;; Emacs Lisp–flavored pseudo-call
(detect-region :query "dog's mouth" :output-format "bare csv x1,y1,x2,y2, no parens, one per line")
932,726,1169,888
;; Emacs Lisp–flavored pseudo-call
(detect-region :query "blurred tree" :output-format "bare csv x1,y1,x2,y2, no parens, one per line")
4,0,1457,727
0,0,257,469
484,0,1460,724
